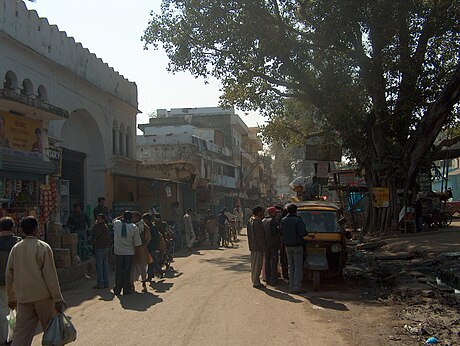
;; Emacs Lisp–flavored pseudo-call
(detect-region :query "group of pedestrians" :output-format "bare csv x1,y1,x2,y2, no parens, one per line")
181,206,246,251
96,210,170,296
247,203,310,294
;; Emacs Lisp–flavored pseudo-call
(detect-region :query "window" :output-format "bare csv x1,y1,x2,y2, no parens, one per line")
223,165,235,177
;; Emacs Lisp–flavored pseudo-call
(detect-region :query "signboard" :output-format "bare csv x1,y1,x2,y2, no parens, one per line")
165,185,172,198
305,144,342,162
0,112,47,154
46,146,62,177
305,136,342,162
417,173,431,193
372,187,390,208
316,162,330,178
338,172,355,185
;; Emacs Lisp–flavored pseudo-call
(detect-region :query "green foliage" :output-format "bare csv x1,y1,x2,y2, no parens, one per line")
144,0,460,189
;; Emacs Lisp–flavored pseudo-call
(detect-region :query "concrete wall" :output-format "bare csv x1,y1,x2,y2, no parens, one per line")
137,143,200,166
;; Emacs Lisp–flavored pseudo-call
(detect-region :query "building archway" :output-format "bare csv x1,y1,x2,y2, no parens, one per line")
37,84,48,101
60,109,106,209
21,78,34,97
3,71,18,91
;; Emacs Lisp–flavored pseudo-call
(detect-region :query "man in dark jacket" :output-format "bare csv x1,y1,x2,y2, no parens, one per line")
92,214,111,289
67,203,92,261
263,207,281,285
247,206,267,288
280,204,308,293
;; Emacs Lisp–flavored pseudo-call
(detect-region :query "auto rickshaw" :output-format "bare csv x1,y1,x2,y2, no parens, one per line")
295,201,350,291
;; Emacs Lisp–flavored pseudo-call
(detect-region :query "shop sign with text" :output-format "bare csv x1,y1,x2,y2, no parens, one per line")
0,112,47,157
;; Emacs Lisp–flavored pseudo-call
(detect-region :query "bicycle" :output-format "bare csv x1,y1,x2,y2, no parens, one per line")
158,227,175,272
228,219,238,242
423,208,452,229
223,224,234,247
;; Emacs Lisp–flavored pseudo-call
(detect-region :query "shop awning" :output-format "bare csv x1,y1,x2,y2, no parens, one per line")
1,153,56,175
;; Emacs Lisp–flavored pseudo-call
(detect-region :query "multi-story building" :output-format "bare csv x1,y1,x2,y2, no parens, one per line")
137,107,267,213
0,0,138,223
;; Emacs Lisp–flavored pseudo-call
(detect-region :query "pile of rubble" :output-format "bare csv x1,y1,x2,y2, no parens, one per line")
345,240,460,345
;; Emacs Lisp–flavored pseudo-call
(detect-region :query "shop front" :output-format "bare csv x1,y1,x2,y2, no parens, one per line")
110,174,182,223
0,111,61,234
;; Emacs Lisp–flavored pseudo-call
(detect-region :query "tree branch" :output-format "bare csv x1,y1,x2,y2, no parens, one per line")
405,64,460,188
436,135,460,149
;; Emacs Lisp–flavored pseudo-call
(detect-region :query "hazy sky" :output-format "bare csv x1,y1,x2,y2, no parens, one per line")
25,0,266,128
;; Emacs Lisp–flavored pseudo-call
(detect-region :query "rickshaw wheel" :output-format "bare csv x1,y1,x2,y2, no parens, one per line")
312,271,321,291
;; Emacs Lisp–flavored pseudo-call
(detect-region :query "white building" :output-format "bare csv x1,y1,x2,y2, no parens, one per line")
0,0,138,216
137,107,271,212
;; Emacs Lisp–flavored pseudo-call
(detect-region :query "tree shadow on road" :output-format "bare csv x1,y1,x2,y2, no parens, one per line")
305,296,349,311
200,254,251,272
261,287,304,303
118,291,163,311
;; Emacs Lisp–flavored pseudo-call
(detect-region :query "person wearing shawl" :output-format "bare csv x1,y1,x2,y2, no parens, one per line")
131,212,152,292
112,211,142,296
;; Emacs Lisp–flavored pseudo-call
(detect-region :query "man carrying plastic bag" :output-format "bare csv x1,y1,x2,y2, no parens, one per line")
42,313,76,346
6,216,67,345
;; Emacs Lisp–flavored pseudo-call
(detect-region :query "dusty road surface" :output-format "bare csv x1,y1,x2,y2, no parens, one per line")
31,235,399,346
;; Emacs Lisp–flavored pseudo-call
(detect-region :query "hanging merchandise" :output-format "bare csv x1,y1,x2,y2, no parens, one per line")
14,180,22,195
39,177,58,226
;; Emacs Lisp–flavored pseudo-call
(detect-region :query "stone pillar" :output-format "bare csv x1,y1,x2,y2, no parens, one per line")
119,130,126,156
125,133,130,158
113,128,119,155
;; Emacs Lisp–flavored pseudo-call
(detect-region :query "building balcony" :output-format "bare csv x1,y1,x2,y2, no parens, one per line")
212,175,237,189
0,88,69,120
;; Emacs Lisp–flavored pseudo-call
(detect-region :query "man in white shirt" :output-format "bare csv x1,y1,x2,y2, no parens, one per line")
183,208,196,251
113,211,142,295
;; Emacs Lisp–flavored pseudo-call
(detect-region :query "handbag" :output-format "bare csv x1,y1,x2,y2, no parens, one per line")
134,245,153,264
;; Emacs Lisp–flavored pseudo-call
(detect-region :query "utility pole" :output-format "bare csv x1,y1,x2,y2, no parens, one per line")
239,151,243,200
210,156,214,213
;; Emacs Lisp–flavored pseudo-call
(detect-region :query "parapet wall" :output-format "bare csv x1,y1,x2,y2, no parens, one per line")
0,0,137,108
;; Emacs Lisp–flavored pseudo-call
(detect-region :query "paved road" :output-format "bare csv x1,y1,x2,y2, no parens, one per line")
31,236,392,345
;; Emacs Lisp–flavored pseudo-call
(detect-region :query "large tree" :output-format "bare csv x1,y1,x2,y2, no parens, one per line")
143,0,460,233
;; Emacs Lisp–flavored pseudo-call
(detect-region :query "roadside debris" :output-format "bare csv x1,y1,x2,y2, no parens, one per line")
426,336,439,344
346,232,460,345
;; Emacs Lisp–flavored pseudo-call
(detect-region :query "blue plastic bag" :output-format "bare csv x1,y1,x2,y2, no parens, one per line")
426,337,439,344
42,313,77,346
